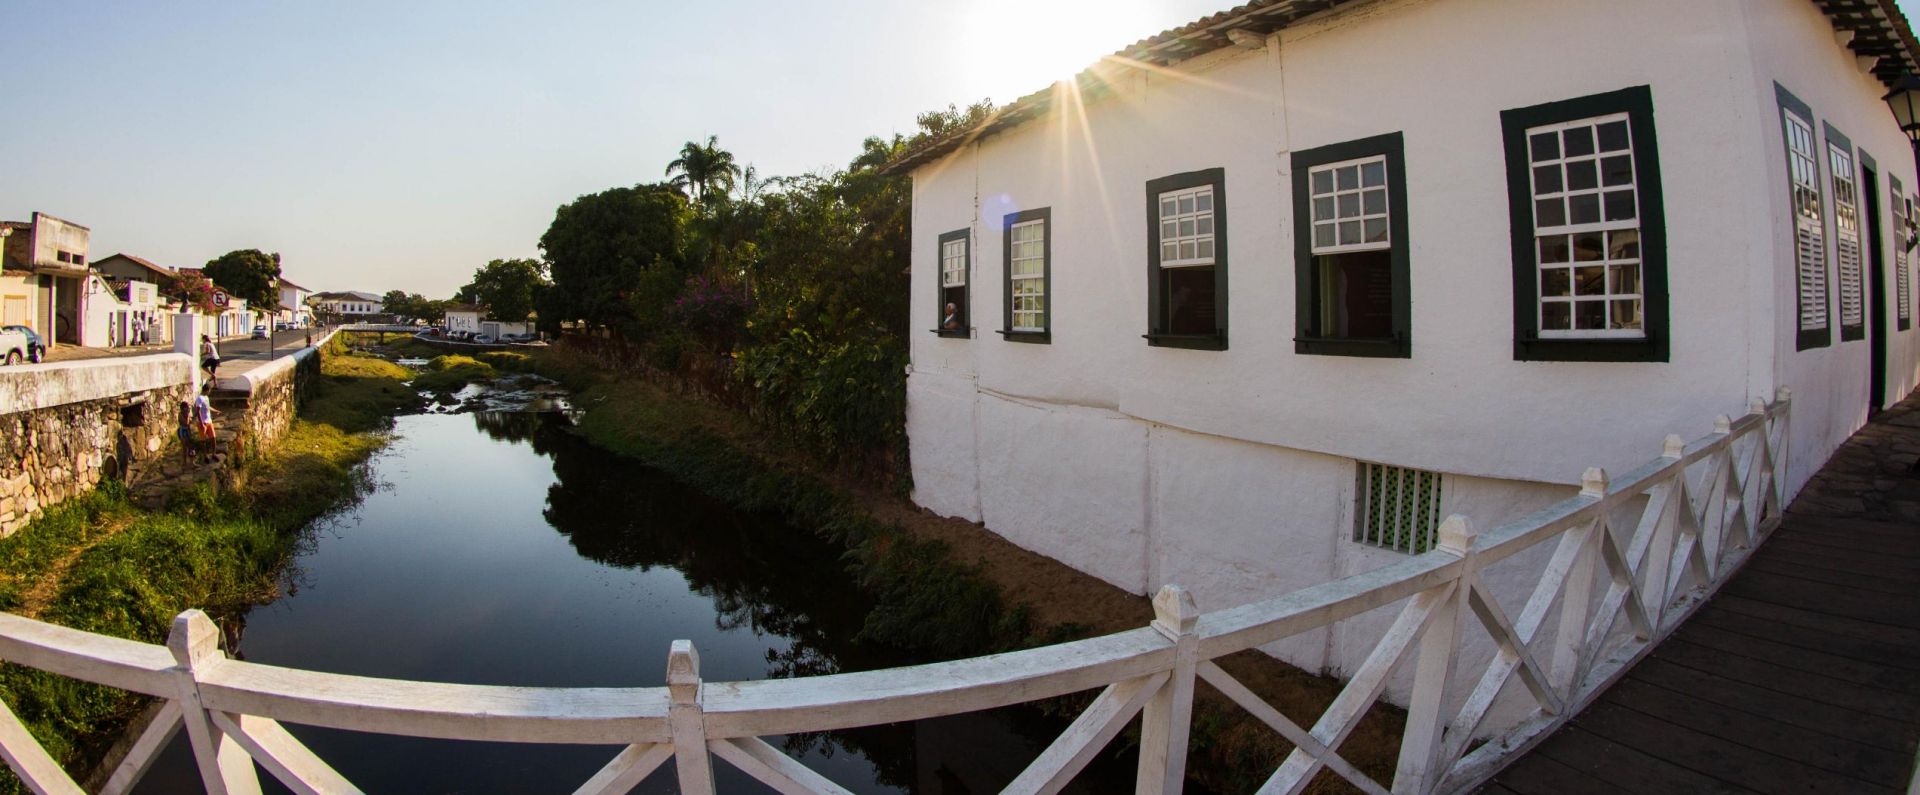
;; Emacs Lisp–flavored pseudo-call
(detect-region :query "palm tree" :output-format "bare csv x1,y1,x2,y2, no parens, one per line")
665,135,741,205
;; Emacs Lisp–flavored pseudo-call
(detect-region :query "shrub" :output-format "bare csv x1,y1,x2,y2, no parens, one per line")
412,356,496,393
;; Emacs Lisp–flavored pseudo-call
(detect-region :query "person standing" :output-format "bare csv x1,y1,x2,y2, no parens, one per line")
193,386,220,462
199,334,221,381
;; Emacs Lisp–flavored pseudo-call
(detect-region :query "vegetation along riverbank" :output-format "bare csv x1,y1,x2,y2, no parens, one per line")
527,339,1407,794
0,339,420,791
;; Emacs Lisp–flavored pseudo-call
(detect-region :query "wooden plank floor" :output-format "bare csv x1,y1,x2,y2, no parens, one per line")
1485,396,1920,794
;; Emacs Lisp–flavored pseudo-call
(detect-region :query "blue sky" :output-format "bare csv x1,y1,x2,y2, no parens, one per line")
5,1,1917,296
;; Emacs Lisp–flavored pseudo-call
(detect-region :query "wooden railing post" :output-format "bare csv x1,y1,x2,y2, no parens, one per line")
1550,468,1605,696
1135,585,1199,795
1392,515,1473,795
666,640,715,795
167,610,261,795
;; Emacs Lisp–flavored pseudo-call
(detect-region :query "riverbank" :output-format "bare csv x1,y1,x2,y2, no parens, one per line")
526,340,1406,793
0,340,420,790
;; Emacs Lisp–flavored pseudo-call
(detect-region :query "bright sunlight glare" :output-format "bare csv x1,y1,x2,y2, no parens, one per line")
957,0,1160,99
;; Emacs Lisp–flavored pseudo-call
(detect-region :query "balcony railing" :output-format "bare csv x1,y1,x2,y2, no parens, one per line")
0,390,1790,795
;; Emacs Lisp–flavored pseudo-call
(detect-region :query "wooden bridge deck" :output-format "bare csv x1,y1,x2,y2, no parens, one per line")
1485,397,1920,794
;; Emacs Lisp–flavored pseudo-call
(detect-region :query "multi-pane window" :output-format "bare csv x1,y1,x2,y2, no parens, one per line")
936,230,969,336
1354,462,1442,555
1158,186,1216,266
1295,143,1405,352
1781,99,1829,346
1503,86,1666,362
1310,156,1390,252
1008,218,1047,333
1528,113,1644,338
1901,184,1915,331
1146,169,1228,350
1829,139,1865,339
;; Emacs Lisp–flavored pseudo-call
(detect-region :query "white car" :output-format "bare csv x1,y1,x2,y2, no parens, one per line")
0,327,35,365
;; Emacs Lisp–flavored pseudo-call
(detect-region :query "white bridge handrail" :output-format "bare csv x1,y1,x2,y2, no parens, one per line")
0,391,1792,795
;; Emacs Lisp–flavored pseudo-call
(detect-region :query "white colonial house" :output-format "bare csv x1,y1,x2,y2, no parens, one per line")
277,277,313,326
890,0,1920,681
311,290,383,320
444,304,532,338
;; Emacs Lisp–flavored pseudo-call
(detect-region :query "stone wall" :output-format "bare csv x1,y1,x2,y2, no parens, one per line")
217,341,325,449
0,354,196,536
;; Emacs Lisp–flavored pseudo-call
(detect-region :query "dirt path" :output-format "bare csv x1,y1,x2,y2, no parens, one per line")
13,515,135,619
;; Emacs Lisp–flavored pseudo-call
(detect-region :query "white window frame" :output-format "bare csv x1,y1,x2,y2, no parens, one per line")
1009,219,1047,333
1902,191,1916,327
1828,140,1864,332
1527,112,1646,340
941,237,967,288
1156,185,1217,268
1309,155,1391,256
1784,108,1830,335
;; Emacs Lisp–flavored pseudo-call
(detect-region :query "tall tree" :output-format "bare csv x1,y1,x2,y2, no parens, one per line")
539,184,690,330
201,249,282,310
459,259,548,323
665,136,741,205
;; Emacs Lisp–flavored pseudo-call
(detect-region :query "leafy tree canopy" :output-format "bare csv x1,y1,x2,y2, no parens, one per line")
665,135,741,206
167,270,220,315
538,183,689,330
459,259,548,323
201,249,282,310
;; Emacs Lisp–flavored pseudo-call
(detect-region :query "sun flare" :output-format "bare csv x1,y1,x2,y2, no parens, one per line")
957,0,1158,98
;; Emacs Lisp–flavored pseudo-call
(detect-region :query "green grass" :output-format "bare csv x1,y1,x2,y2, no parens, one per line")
411,355,496,393
0,344,419,791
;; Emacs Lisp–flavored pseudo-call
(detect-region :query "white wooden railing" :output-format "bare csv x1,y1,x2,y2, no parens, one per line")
0,390,1791,795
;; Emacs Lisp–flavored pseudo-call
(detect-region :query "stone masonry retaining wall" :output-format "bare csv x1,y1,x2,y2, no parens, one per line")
0,333,334,537
0,355,196,536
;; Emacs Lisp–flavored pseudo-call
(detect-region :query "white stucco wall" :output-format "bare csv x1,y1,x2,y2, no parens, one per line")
904,0,1919,713
1739,0,1920,495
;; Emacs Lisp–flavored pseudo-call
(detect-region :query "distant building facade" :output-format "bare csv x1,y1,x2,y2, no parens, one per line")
1,213,90,346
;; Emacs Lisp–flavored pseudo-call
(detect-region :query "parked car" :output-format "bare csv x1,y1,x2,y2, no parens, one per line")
250,325,269,340
472,334,497,345
0,325,44,365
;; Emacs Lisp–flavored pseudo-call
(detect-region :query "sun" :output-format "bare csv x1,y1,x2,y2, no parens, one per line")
957,0,1158,99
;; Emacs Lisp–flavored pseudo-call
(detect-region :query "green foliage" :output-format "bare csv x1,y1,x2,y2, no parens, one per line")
458,259,548,323
0,343,406,790
735,329,906,459
477,351,532,371
550,369,1030,657
538,183,691,331
412,355,496,392
201,249,283,310
165,269,220,315
665,135,741,205
382,291,448,324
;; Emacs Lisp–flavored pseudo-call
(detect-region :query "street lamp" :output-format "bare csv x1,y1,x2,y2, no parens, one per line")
1885,74,1920,165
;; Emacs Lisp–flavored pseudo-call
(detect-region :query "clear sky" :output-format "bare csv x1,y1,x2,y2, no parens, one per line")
2,0,1215,297
6,1,1918,297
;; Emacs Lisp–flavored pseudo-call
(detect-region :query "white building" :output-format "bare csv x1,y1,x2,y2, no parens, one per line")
277,278,313,326
890,0,1920,678
78,272,162,348
445,304,531,339
311,291,383,319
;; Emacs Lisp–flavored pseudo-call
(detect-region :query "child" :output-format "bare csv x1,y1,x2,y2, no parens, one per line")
200,334,221,381
194,387,219,461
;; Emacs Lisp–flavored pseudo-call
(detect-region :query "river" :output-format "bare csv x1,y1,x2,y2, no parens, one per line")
134,395,1135,793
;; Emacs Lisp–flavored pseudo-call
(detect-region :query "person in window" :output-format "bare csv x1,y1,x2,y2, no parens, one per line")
942,302,960,331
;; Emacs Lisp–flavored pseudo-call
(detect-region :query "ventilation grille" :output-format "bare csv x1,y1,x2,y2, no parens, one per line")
1355,463,1442,554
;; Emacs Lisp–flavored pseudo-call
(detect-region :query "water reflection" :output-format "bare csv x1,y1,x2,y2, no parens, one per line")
135,409,1129,793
